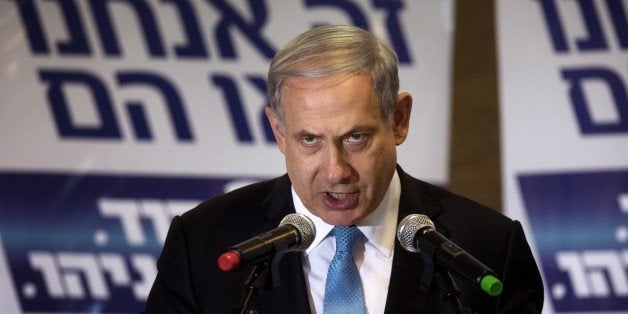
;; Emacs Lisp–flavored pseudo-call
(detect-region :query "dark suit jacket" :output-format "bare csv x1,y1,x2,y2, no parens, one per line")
145,168,543,313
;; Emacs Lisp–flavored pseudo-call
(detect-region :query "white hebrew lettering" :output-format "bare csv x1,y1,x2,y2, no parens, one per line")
28,251,158,301
130,253,157,300
99,198,145,246
98,197,200,246
556,250,628,299
29,252,64,298
57,253,109,299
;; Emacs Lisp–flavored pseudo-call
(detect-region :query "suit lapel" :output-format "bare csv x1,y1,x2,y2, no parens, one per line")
384,168,443,313
252,175,312,313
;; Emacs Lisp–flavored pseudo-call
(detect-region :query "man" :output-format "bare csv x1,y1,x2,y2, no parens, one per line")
145,25,543,313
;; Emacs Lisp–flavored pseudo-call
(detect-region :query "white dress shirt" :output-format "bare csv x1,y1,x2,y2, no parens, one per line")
293,170,401,313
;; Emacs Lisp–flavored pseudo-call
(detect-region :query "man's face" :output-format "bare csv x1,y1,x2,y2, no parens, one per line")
266,73,412,226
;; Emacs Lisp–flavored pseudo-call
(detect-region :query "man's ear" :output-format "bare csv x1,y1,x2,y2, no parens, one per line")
393,92,412,145
264,106,286,154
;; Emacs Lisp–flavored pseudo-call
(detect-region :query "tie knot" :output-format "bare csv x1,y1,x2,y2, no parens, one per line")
333,226,362,252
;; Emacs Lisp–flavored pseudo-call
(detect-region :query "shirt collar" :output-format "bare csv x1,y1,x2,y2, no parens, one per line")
293,170,401,258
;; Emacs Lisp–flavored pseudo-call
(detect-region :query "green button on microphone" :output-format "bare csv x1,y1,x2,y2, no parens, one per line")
480,275,503,297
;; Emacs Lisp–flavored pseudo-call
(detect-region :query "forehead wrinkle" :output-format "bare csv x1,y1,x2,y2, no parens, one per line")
281,73,373,109
281,72,380,139
285,81,374,118
282,72,365,90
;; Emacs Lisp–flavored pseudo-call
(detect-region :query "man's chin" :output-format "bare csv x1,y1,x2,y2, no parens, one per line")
318,210,363,226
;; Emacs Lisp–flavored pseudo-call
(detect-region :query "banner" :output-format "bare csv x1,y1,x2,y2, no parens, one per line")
497,0,627,313
0,0,455,312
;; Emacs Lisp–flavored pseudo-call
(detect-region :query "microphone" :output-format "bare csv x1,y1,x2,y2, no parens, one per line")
396,214,503,297
218,213,315,272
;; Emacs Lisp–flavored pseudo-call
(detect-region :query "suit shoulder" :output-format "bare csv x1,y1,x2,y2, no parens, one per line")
180,175,289,226
434,184,508,222
402,172,513,226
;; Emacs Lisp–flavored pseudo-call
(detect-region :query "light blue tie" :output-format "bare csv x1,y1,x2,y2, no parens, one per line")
323,226,365,314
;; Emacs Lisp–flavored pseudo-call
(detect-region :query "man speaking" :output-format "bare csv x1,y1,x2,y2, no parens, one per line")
145,25,543,313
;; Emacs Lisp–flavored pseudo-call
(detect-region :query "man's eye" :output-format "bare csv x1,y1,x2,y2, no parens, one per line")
346,133,368,144
301,136,317,145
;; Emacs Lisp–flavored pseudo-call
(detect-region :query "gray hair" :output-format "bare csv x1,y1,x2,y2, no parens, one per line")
267,25,399,125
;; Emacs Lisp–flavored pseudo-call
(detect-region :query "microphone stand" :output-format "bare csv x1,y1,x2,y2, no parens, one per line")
229,251,287,314
229,262,268,314
434,269,473,314
417,239,473,314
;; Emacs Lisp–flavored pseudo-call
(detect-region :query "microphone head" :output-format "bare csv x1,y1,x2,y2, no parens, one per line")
396,214,435,253
279,213,316,251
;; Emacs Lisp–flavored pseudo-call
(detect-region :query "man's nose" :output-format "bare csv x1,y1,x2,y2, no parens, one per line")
324,145,352,183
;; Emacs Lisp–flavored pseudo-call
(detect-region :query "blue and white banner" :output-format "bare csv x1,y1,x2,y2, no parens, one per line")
0,0,455,312
497,0,627,313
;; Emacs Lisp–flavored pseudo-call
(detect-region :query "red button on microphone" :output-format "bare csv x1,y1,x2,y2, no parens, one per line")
218,251,241,271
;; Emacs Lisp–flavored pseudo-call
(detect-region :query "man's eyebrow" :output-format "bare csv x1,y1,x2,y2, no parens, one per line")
293,130,319,138
290,125,377,140
293,124,375,137
340,125,376,136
